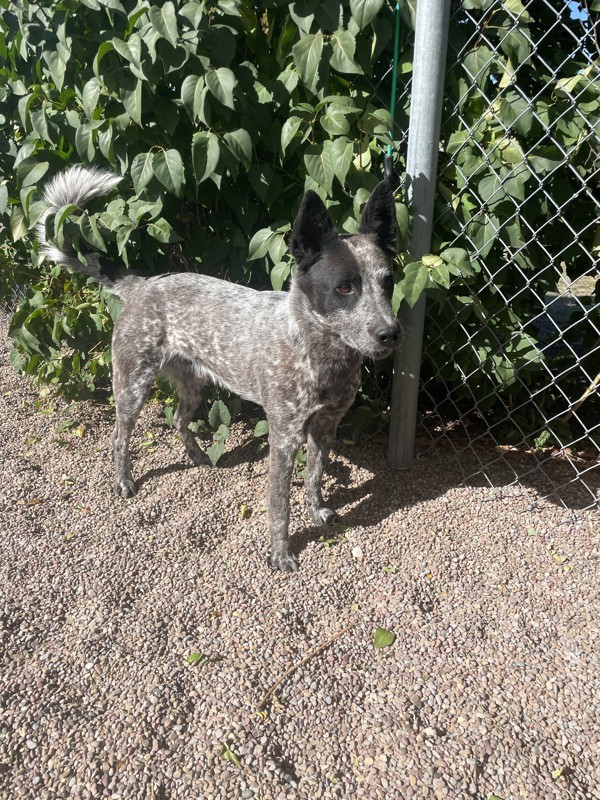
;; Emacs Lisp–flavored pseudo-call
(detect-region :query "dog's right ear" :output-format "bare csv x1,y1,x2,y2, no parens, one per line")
288,190,336,270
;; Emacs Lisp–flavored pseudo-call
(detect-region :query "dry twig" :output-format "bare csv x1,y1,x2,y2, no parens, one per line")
257,622,357,710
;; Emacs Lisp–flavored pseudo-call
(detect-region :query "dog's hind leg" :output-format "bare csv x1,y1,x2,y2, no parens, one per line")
173,381,210,466
112,328,159,497
162,361,210,466
112,374,155,497
305,413,342,526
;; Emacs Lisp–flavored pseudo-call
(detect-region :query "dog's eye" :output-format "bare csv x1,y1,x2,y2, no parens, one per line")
337,282,353,295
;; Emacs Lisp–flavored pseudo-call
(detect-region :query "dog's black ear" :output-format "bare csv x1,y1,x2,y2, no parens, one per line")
288,190,337,270
359,180,397,255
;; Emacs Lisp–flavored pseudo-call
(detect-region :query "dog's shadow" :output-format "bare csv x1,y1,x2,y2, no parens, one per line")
290,439,457,555
134,429,268,490
135,461,197,488
135,430,453,526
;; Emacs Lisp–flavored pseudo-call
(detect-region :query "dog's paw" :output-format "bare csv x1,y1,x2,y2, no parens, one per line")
114,479,137,499
307,506,340,526
270,550,299,573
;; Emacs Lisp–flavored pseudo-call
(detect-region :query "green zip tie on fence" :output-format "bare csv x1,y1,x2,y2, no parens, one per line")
385,2,402,183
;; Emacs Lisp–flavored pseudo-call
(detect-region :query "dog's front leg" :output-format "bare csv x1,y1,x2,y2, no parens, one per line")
268,440,299,572
305,414,341,526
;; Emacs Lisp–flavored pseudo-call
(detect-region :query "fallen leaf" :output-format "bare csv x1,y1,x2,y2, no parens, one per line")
220,742,241,768
374,627,396,649
186,652,206,666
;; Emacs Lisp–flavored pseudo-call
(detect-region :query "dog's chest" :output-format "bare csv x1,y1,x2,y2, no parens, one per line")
263,351,361,427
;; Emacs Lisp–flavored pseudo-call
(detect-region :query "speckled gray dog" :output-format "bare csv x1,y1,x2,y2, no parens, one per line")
39,167,400,571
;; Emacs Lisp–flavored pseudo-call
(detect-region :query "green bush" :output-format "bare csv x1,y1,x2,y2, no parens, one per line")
1,0,596,440
1,0,416,399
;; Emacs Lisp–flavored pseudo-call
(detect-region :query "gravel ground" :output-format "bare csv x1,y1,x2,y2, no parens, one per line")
1,312,599,800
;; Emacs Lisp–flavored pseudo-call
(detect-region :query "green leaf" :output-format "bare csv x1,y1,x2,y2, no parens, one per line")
350,0,384,29
463,45,494,88
29,201,49,229
293,32,324,93
147,218,182,243
431,264,451,289
270,261,291,291
206,439,225,467
148,1,179,47
53,203,79,239
478,173,503,206
93,40,115,78
153,149,184,197
206,67,236,110
374,627,396,649
113,35,142,70
220,742,241,768
192,132,220,184
21,161,50,188
398,262,427,308
289,3,314,34
321,104,356,136
131,151,155,193
208,399,231,430
0,184,8,216
98,128,114,162
440,247,473,276
254,420,269,438
498,91,533,136
186,651,206,665
30,108,53,143
120,78,143,127
223,129,252,171
467,212,499,259
330,138,354,188
281,116,303,157
304,143,335,195
10,207,28,242
82,77,102,119
527,145,562,175
80,215,106,252
393,203,408,243
43,50,67,90
181,74,205,121
75,123,97,161
248,228,275,261
330,30,362,74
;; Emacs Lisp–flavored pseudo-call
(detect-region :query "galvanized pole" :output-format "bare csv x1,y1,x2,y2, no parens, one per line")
388,0,451,469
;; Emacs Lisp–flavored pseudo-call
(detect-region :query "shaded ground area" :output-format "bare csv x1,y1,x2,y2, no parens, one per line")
1,315,598,800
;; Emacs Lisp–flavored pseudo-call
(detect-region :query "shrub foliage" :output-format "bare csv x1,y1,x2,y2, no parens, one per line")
1,0,416,398
0,0,597,438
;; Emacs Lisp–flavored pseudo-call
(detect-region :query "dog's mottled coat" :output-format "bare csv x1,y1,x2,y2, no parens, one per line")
38,167,400,571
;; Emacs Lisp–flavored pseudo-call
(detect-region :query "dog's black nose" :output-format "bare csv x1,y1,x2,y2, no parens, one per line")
375,323,401,346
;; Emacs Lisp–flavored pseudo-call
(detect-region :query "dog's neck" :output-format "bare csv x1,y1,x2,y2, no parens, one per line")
286,281,362,374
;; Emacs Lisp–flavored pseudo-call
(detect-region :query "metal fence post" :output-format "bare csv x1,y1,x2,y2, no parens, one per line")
388,0,451,470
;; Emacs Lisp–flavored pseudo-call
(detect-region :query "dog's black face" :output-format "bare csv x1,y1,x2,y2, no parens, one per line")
290,182,401,359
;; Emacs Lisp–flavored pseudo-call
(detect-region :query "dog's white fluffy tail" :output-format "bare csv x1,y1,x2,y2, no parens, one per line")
37,166,127,292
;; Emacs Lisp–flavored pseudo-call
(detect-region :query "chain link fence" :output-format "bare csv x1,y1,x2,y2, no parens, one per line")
383,0,599,511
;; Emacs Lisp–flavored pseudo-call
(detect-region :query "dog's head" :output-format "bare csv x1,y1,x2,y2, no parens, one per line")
288,181,401,360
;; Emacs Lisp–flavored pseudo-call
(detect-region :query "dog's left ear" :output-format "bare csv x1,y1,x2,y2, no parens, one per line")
359,180,397,255
288,190,337,270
